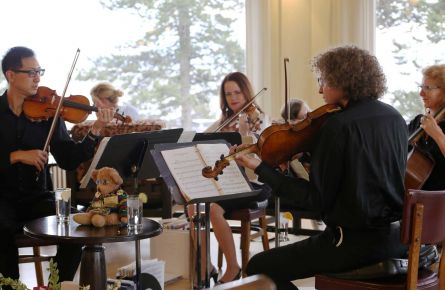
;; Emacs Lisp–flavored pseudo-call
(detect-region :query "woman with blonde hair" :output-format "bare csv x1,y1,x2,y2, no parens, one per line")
408,64,445,190
91,82,140,121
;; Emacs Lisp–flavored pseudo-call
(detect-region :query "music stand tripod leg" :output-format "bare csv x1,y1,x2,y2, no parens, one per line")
205,202,211,288
194,202,203,290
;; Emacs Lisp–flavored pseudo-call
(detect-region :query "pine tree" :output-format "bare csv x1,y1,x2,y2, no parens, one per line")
78,0,244,129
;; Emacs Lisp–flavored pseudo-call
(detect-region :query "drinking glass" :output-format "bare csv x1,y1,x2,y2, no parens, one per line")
55,187,71,223
127,195,143,231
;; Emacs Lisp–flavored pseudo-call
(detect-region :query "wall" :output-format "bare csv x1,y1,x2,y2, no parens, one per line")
246,0,375,118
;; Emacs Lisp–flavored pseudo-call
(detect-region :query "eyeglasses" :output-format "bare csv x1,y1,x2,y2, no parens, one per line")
317,78,324,87
419,84,440,91
12,68,45,78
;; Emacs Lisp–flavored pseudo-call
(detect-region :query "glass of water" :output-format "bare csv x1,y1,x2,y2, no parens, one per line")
55,188,71,223
127,195,143,231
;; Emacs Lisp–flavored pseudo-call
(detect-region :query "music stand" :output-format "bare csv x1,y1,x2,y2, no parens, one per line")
152,140,260,289
82,129,183,191
193,131,242,146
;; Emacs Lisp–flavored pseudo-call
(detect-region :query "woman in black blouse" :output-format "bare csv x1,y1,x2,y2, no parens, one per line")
408,64,445,190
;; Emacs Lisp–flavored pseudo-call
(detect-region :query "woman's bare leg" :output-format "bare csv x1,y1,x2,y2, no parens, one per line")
210,203,241,282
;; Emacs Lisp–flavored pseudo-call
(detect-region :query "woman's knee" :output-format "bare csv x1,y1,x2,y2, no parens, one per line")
209,203,225,221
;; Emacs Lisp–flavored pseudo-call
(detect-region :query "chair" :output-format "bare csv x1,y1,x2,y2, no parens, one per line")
217,205,270,277
16,234,56,286
315,189,445,290
209,274,276,290
266,202,323,236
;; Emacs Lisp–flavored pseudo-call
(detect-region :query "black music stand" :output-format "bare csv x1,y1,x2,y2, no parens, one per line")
82,129,183,192
193,131,242,146
78,129,182,290
152,140,260,289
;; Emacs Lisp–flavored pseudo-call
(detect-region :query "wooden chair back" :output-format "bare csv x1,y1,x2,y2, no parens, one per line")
401,189,445,289
315,189,445,290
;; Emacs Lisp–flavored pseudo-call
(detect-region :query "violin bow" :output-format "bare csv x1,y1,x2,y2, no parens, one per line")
42,48,80,152
409,103,445,145
284,58,289,123
35,49,80,183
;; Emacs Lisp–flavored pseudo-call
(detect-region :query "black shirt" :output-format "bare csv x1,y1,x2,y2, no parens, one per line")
408,114,445,190
0,90,98,201
255,100,408,230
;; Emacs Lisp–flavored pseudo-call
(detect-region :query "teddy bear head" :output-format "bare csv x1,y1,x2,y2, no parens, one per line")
91,166,123,196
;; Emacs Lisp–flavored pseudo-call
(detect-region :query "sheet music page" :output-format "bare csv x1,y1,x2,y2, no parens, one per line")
196,143,251,195
161,146,220,201
80,137,111,188
177,130,196,143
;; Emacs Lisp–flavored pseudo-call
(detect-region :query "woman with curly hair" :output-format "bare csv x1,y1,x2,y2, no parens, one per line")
235,46,409,290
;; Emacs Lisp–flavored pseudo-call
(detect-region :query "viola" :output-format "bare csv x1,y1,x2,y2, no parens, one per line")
23,86,132,124
220,104,263,133
214,88,267,132
202,103,341,179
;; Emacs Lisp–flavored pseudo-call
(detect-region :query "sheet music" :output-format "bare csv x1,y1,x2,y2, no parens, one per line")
161,146,220,201
196,144,251,195
80,137,111,188
161,144,251,201
177,130,196,143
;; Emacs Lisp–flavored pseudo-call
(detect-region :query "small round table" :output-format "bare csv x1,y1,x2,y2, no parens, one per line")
24,215,162,290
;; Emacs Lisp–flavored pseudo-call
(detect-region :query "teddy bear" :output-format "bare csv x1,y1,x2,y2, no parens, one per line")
73,166,128,227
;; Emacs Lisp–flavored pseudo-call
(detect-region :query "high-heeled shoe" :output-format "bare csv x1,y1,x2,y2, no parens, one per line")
215,268,241,285
210,267,219,283
193,266,219,288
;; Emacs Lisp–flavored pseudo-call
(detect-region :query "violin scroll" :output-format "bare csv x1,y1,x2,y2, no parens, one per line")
202,154,230,180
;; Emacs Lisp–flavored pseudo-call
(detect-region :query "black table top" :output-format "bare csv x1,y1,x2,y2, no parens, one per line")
24,215,163,245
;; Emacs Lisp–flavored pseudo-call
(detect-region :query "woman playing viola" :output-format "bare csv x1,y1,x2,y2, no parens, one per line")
408,64,445,190
205,72,269,136
191,72,271,285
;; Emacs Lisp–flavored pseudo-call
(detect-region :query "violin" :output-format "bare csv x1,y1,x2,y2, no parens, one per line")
23,86,132,124
202,103,341,179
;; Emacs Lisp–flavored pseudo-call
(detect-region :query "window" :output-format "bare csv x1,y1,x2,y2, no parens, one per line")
0,0,246,131
376,0,445,120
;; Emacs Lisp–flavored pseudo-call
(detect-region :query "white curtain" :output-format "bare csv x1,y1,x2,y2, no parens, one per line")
246,0,375,117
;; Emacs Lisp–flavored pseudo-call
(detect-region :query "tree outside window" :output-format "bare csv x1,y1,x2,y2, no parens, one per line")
78,0,246,130
376,0,445,120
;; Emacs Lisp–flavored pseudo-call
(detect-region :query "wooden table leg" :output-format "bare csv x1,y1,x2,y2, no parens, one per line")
80,245,107,290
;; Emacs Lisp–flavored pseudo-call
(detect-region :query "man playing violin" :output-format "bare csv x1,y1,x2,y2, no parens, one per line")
0,46,114,283
234,46,409,290
408,64,445,190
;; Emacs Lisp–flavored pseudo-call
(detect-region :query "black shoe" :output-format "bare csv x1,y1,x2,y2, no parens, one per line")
215,268,241,285
210,267,219,283
194,266,219,288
